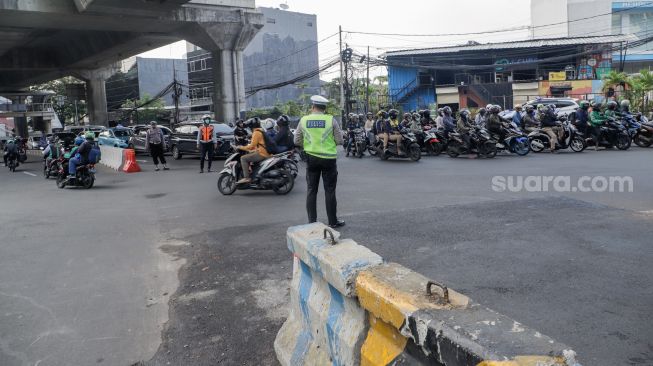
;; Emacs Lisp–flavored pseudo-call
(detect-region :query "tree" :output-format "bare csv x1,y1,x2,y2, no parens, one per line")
121,93,167,124
602,70,632,94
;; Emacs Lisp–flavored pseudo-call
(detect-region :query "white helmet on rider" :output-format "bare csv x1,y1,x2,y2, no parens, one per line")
263,118,276,131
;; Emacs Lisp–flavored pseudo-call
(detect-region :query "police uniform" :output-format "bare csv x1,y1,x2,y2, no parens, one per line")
294,96,345,228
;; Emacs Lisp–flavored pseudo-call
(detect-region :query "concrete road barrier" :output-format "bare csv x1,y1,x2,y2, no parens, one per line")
275,223,383,366
275,224,582,366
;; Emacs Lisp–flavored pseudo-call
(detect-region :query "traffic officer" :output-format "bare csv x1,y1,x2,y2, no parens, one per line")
294,95,346,228
196,114,216,173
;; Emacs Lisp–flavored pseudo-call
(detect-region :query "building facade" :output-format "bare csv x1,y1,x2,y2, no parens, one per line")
385,35,635,112
186,7,320,115
106,57,189,112
531,0,653,70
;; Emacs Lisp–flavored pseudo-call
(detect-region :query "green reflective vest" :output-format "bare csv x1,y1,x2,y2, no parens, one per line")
299,113,337,159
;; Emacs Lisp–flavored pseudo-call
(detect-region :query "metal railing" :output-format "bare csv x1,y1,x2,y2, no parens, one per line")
0,103,55,113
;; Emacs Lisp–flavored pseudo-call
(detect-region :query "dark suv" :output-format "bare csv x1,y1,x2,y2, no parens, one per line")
169,123,234,160
128,125,172,153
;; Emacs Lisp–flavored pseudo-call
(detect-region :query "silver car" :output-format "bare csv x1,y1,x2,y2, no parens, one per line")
501,98,580,120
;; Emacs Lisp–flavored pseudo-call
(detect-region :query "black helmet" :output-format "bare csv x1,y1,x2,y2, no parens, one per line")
422,110,431,119
460,109,470,118
245,117,261,129
388,109,399,119
478,108,487,115
525,104,535,112
443,106,452,115
277,115,290,127
490,105,501,113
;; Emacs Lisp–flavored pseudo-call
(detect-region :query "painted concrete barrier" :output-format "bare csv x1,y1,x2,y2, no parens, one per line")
275,224,582,366
275,223,383,366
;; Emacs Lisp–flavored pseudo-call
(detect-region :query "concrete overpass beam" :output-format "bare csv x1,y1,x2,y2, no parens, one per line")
211,49,246,123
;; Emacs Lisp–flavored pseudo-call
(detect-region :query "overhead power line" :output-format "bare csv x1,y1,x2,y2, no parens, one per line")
244,32,339,72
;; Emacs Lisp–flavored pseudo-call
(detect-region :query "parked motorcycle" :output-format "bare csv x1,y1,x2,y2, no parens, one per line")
56,163,96,189
528,120,586,153
217,150,295,195
447,127,497,158
372,129,421,161
586,118,631,150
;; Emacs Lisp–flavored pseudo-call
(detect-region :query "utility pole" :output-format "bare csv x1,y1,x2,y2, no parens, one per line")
172,68,181,128
339,26,345,120
366,46,370,114
344,43,350,117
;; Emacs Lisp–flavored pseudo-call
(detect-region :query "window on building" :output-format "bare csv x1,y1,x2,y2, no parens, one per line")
307,22,313,27
200,59,206,70
189,61,195,72
267,18,276,24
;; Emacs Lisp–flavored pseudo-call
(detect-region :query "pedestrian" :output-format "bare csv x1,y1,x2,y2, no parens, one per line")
197,114,216,173
145,121,169,171
294,95,346,229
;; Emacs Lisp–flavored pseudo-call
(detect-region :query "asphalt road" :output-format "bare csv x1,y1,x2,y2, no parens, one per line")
1,147,652,366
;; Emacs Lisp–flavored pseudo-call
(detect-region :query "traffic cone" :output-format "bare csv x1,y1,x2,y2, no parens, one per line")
122,148,141,173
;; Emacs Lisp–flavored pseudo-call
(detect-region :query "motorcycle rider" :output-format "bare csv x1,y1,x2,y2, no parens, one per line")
486,105,506,143
3,138,18,167
383,109,404,155
263,118,277,139
620,99,631,115
590,102,608,151
540,104,561,153
67,132,95,183
346,113,361,157
456,108,474,148
475,108,487,128
364,112,375,143
435,108,444,129
274,115,294,153
233,119,249,146
373,111,387,142
522,105,540,133
42,136,60,171
420,109,435,128
409,112,423,134
604,100,619,120
512,105,523,128
196,114,216,173
401,112,412,129
442,106,456,138
572,101,590,136
236,118,270,184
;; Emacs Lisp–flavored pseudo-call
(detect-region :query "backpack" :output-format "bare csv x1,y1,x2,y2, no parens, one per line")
261,130,280,155
88,145,101,163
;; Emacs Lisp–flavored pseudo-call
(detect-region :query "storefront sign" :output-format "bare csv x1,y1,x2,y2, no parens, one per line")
549,72,567,81
612,1,653,10
494,57,538,71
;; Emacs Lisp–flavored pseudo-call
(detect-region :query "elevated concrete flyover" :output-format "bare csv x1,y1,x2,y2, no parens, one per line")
0,0,263,126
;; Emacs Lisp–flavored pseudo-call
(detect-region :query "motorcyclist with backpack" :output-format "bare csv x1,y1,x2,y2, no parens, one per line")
571,101,590,136
67,132,96,183
236,118,270,184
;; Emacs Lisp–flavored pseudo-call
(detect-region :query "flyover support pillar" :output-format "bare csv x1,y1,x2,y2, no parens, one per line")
74,63,119,126
211,49,246,124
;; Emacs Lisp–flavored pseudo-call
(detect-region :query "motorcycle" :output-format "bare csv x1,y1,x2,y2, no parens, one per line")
43,156,63,179
633,123,653,148
622,114,641,140
418,126,443,156
6,154,18,172
56,163,96,189
447,127,497,158
492,125,530,156
346,128,367,158
217,150,295,195
528,120,586,153
586,118,631,150
372,129,421,161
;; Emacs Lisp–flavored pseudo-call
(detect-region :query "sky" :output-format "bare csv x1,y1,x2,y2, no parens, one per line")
139,0,536,76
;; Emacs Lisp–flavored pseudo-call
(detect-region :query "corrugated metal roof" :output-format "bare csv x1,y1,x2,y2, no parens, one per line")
385,34,639,57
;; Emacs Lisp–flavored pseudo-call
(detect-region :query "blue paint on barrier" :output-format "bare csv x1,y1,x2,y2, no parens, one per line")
291,261,314,365
306,238,326,275
326,284,345,366
340,259,373,280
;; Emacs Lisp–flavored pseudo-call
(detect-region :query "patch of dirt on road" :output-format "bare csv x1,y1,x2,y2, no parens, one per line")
145,224,292,366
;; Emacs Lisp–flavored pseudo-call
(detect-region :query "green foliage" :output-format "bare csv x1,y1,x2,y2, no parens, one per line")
121,93,167,124
602,69,653,112
29,77,87,125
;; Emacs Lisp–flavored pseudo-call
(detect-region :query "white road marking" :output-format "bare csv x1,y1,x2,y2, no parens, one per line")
137,160,147,163
23,171,37,177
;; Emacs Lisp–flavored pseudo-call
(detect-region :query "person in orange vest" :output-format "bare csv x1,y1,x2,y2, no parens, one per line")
196,114,217,173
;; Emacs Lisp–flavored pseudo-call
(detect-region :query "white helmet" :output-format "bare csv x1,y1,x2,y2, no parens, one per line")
263,118,276,130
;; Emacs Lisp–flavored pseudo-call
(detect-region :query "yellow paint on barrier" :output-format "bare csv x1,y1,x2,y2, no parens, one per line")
361,315,408,366
477,355,567,366
355,263,469,329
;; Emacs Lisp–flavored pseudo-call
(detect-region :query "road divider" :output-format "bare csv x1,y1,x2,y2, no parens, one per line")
275,223,582,366
99,145,140,173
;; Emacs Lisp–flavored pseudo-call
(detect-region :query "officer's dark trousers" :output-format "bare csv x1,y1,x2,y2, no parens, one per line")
306,155,338,226
199,143,214,171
